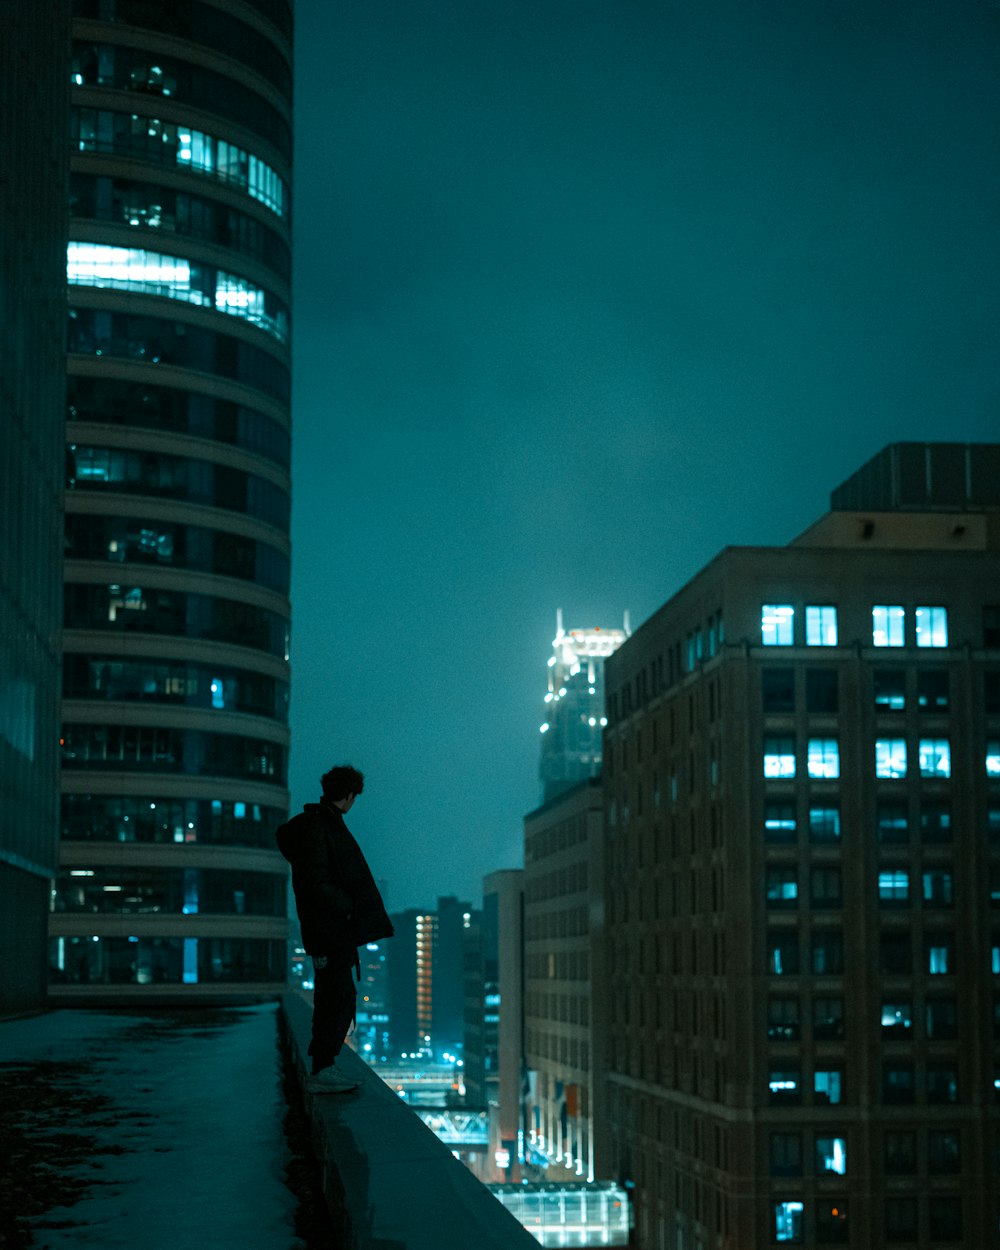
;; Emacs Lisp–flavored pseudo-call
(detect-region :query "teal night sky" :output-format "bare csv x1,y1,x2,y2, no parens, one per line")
289,0,999,910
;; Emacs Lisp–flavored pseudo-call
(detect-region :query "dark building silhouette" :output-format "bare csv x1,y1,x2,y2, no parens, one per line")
601,443,1000,1249
0,3,70,1014
51,0,293,998
388,897,473,1059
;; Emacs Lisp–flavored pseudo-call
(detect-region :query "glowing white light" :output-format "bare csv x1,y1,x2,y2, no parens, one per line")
540,723,550,733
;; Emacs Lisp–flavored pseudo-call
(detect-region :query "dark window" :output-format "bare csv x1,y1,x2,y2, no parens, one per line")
814,1201,848,1244
769,1132,803,1177
986,671,1000,714
928,1196,962,1241
813,997,844,1040
764,801,797,843
923,869,954,907
926,1064,959,1104
877,802,909,844
921,801,952,843
988,804,1000,843
810,867,842,908
806,668,838,713
879,932,911,974
812,931,843,974
884,1132,916,1174
882,1063,915,1104
884,1198,917,1242
767,997,800,1041
874,669,906,711
928,1130,960,1174
984,606,1000,648
917,669,949,711
762,668,795,712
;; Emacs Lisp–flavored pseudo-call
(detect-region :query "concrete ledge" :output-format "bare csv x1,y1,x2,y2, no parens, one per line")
282,993,540,1249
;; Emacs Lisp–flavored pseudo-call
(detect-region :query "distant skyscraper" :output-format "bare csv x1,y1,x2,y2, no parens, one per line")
539,610,629,802
50,0,293,998
602,443,1000,1249
0,2,70,1014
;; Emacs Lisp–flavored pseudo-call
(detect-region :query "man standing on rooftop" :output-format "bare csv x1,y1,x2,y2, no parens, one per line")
277,765,394,1093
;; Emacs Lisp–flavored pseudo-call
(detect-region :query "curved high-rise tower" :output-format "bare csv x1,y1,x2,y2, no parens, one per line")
51,0,293,999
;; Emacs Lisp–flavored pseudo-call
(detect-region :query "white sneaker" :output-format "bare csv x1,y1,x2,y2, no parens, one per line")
306,1065,360,1095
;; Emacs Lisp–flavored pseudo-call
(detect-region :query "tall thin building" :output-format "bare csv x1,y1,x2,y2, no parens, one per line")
0,3,70,1013
602,443,1000,1249
539,611,628,803
50,0,293,998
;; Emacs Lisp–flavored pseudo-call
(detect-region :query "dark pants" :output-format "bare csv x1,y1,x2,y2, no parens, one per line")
309,957,356,1074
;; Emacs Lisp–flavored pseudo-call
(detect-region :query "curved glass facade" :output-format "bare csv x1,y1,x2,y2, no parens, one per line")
68,375,290,467
61,795,284,848
70,174,291,279
64,513,290,594
56,5,292,996
64,584,290,656
72,108,288,216
71,0,292,97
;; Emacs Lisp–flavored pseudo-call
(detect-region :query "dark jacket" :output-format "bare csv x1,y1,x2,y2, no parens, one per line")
275,800,394,961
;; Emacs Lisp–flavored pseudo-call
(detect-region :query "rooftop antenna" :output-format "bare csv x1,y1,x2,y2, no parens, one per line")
623,609,632,637
555,608,564,641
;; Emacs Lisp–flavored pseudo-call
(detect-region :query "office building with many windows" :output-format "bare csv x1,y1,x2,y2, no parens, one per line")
51,0,293,998
0,3,70,1013
601,444,1000,1248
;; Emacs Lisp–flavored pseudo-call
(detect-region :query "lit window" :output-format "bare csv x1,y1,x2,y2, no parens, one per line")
814,1068,843,1105
809,806,841,843
764,737,796,778
927,942,952,975
915,606,948,648
807,738,840,779
806,605,838,646
873,669,906,711
816,1136,847,1176
66,242,289,343
919,739,951,778
873,605,905,647
766,868,798,908
878,871,909,903
765,802,797,843
773,1200,804,1243
768,1069,801,1104
987,740,1000,777
875,738,907,778
881,1002,912,1035
762,605,794,646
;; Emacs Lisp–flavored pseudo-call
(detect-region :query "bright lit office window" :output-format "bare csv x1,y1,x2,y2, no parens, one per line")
816,1136,847,1176
762,605,794,646
773,1201,804,1244
67,242,288,343
918,739,951,779
808,738,840,779
875,738,907,778
915,606,948,648
806,605,838,646
873,605,905,647
986,740,1000,777
764,736,796,778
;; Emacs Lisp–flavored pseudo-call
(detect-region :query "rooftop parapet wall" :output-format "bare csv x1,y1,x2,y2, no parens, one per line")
281,993,541,1249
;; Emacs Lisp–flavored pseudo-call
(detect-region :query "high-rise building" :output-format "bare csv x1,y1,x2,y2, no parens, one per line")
601,443,1000,1249
50,0,293,999
523,778,607,1184
387,897,473,1059
539,610,629,803
0,3,70,1014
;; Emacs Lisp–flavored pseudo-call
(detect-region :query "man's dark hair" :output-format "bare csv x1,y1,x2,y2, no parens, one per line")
321,765,365,802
